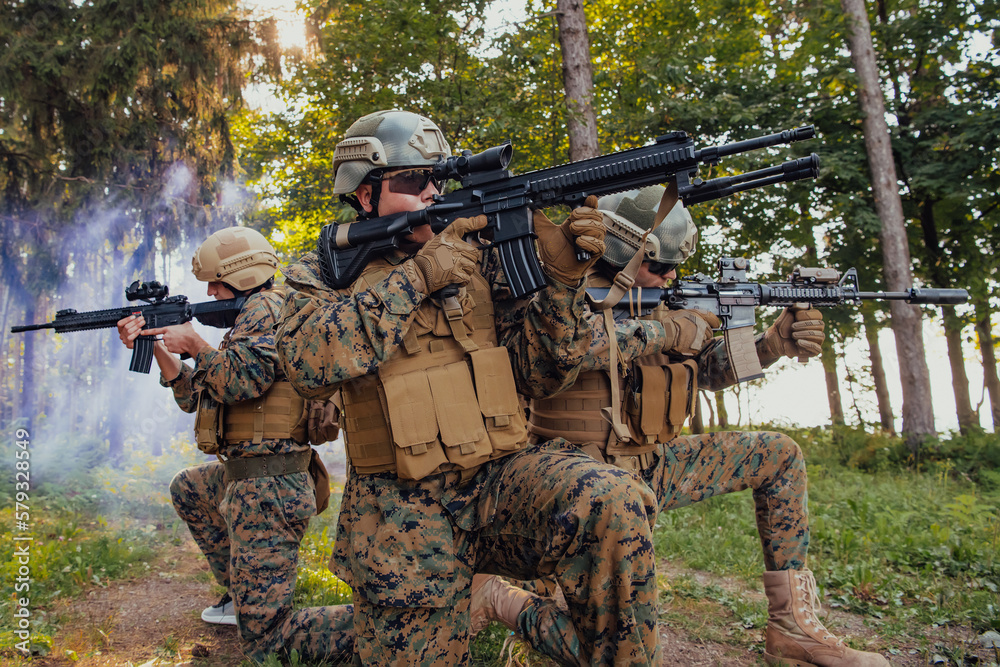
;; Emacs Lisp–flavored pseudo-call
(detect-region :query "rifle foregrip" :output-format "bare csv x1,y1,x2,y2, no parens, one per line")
908,288,969,305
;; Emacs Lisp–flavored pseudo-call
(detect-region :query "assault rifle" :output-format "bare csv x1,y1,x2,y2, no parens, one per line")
587,257,969,382
319,126,821,298
10,280,246,374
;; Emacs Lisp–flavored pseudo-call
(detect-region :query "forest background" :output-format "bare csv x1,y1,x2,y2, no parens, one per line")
0,0,998,664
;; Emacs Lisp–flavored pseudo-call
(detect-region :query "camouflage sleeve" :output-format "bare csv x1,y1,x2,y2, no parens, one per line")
697,330,780,391
188,292,279,405
574,312,668,373
276,262,424,400
488,250,605,399
160,362,199,413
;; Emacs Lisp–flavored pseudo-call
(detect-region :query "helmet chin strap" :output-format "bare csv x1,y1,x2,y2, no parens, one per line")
225,278,274,299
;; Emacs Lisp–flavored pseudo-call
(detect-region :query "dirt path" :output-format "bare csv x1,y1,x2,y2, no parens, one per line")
36,538,243,667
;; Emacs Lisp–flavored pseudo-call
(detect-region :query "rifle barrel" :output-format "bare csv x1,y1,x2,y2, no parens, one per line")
857,288,968,305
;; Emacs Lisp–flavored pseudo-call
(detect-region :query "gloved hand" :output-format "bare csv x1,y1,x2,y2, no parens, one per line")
404,215,487,294
659,309,720,356
534,195,606,285
762,306,825,359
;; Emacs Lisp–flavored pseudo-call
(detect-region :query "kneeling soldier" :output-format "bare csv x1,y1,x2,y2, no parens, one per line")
117,227,353,662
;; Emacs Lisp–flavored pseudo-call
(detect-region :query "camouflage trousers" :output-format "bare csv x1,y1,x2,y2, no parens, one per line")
515,431,809,665
170,461,230,588
340,440,659,666
644,430,809,571
220,470,355,663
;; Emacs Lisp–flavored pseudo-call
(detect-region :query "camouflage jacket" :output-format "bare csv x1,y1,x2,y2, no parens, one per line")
161,286,308,458
578,272,782,391
275,246,595,402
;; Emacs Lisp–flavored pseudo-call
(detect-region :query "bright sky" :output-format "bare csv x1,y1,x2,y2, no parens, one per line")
240,1,998,435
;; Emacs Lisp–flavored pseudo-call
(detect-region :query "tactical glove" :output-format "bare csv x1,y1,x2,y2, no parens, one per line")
659,309,720,356
534,195,606,285
404,215,486,294
762,306,825,359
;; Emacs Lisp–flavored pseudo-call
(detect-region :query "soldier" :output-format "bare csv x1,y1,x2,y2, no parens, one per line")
475,185,890,666
116,227,353,663
275,110,661,665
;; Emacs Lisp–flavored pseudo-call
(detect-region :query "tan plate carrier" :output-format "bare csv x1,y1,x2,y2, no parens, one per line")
339,263,527,481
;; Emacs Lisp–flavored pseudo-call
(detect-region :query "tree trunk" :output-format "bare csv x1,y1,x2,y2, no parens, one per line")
690,392,704,434
975,306,1000,430
555,0,599,161
861,306,895,432
715,390,729,429
840,0,936,450
821,340,846,425
20,301,37,431
942,308,978,433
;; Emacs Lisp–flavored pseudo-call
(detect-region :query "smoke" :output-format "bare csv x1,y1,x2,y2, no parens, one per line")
0,166,265,507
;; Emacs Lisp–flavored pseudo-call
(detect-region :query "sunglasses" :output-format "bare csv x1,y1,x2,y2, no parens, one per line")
645,260,678,277
383,168,440,196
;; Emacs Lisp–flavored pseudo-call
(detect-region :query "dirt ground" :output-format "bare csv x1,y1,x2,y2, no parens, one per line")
30,535,995,666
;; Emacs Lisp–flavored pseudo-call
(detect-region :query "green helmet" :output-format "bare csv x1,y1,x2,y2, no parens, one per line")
598,185,698,268
332,110,451,195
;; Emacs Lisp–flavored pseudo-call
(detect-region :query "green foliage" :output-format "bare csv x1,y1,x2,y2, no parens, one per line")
654,426,1000,637
0,495,163,657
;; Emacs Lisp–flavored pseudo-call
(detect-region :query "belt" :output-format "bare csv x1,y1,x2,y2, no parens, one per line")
223,450,311,481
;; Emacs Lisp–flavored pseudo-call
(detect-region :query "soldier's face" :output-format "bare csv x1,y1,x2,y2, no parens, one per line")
357,171,440,245
634,262,676,288
207,281,236,300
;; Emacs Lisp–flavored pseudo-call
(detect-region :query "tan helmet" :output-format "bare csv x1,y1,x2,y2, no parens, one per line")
598,185,698,269
191,227,279,291
332,110,451,195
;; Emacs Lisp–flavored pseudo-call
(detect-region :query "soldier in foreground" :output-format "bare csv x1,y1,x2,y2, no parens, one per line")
474,185,890,666
116,227,353,663
275,110,661,664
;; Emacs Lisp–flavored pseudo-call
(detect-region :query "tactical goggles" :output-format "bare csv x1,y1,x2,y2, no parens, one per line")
645,260,678,277
382,168,439,196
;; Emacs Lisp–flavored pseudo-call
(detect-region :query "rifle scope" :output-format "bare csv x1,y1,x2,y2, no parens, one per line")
433,143,513,182
126,280,169,302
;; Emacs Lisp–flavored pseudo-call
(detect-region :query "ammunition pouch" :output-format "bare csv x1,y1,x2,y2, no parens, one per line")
340,266,526,481
620,359,698,451
194,393,223,454
222,381,308,444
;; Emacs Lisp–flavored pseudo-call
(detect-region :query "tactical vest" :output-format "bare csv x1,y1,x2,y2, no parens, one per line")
339,259,527,481
193,289,310,454
528,275,698,470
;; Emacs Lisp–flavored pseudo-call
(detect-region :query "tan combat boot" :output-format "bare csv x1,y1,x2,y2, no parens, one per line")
763,570,890,666
470,574,533,636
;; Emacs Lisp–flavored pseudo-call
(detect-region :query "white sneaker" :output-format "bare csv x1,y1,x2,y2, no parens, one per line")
201,592,237,626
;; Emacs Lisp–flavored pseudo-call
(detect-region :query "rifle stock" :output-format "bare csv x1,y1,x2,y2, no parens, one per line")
318,127,820,297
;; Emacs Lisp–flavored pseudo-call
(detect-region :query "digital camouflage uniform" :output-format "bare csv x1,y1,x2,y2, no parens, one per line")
163,287,354,663
276,248,660,666
169,461,229,588
519,271,808,664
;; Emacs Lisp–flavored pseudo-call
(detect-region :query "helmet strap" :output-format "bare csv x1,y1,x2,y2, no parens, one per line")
226,277,274,299
339,193,365,216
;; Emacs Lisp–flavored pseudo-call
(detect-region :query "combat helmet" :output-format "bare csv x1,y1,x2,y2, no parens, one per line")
191,227,279,293
598,185,698,269
333,110,451,217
